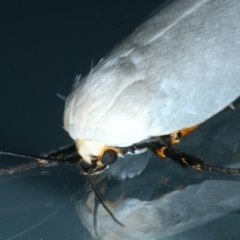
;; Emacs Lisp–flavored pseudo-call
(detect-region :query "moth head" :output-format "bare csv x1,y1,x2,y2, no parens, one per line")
76,139,119,168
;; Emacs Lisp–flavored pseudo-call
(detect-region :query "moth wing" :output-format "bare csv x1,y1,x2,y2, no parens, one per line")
64,0,240,146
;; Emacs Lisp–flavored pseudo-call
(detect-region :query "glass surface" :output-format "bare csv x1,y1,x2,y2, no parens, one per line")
1,103,240,240
1,1,240,240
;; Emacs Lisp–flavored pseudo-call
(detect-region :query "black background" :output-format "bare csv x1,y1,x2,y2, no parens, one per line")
0,0,161,155
0,1,163,240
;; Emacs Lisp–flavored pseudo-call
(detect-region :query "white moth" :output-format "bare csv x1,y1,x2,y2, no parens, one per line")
63,0,240,171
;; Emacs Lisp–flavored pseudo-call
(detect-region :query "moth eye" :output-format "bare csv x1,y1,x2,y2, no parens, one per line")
101,150,117,165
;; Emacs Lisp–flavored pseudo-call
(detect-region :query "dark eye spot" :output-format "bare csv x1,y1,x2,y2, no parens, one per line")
101,150,117,165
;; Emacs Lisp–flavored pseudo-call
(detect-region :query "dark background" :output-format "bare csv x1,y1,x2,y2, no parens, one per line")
0,1,162,240
0,0,161,155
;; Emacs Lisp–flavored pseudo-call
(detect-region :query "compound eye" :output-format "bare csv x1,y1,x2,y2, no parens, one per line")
101,150,117,165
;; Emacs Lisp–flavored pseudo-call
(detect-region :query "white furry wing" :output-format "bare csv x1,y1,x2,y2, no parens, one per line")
64,0,240,147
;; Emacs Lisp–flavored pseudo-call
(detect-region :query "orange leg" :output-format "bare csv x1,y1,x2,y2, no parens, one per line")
146,141,240,175
162,125,198,145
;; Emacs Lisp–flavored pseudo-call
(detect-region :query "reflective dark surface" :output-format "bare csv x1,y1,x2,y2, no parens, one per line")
1,105,240,240
75,104,240,240
1,1,240,240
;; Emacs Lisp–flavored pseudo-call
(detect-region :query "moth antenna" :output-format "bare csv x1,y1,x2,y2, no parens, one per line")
0,150,58,162
72,74,81,90
86,167,125,228
56,93,66,101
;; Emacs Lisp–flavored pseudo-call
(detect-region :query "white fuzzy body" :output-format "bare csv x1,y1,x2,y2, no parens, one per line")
76,139,106,165
64,0,240,148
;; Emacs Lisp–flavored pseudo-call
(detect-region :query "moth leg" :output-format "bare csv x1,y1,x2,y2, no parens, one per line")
161,125,198,145
147,142,240,175
43,144,76,159
149,143,204,169
0,145,79,175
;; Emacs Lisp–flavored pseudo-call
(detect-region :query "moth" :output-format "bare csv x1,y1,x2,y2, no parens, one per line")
1,0,240,177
